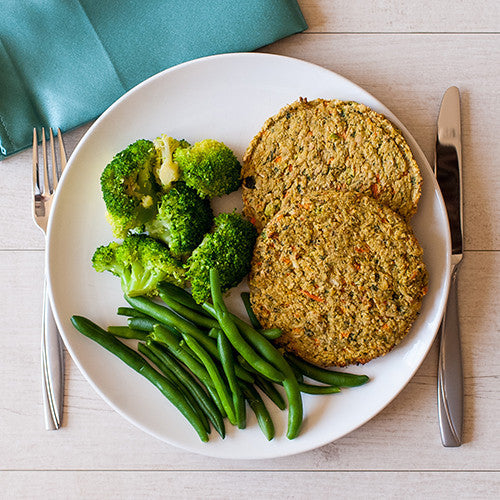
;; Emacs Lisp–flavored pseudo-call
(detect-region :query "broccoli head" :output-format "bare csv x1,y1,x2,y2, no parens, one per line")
153,134,190,191
100,139,158,238
145,181,213,260
186,212,257,303
174,139,241,198
92,233,185,297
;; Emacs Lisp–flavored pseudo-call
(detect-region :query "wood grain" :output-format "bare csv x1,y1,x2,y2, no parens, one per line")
301,0,500,33
2,471,499,499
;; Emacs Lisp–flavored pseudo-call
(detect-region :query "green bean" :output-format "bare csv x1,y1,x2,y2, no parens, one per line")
241,383,275,441
286,354,370,387
128,296,254,384
146,341,226,438
260,328,283,340
151,325,227,418
70,315,208,442
254,374,286,411
240,292,262,329
125,295,220,358
117,306,148,318
127,316,157,332
298,383,341,395
137,342,211,434
207,271,284,384
217,329,246,429
107,325,149,341
181,333,237,426
157,282,208,315
288,359,304,383
235,318,303,440
208,328,219,339
159,291,219,330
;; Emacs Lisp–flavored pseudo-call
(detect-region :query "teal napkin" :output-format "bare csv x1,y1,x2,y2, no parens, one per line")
0,0,307,159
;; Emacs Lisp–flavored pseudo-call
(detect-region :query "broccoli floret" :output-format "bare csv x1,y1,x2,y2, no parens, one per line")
145,181,213,260
100,139,158,238
174,139,241,198
186,212,257,303
92,234,185,297
153,134,190,191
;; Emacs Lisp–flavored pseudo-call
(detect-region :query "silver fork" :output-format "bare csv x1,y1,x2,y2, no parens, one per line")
32,127,67,430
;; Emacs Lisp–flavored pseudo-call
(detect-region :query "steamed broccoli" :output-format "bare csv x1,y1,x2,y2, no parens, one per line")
186,212,257,303
145,181,213,259
153,134,190,191
100,139,158,238
92,233,185,297
174,139,241,198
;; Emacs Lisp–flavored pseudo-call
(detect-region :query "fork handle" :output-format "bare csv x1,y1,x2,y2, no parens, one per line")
42,279,65,430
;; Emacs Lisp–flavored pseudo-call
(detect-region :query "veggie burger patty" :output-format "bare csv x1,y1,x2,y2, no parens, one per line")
248,190,428,367
242,98,422,231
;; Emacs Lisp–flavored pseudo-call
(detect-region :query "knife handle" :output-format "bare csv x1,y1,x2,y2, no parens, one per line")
41,279,65,430
437,265,463,446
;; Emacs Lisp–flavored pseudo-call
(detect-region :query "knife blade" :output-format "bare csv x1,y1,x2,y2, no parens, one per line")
434,86,464,447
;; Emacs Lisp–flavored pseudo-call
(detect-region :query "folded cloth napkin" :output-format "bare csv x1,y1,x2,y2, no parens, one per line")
0,0,307,159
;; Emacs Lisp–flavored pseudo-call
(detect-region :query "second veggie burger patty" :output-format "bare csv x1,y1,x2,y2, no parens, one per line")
248,190,428,367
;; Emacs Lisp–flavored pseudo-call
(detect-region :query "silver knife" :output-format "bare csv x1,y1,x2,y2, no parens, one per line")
434,86,464,447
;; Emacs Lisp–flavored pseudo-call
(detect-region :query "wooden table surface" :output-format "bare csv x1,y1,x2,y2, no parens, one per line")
1,1,499,498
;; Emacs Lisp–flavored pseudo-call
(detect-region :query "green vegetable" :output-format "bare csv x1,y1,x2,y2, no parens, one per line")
181,333,237,426
125,295,220,358
126,295,254,384
137,342,211,433
157,282,208,315
150,324,226,417
145,341,226,438
235,317,303,440
285,354,370,388
216,329,246,429
70,315,208,442
208,269,284,384
240,292,262,330
298,383,341,395
127,316,158,331
241,383,275,441
107,325,149,341
116,306,149,319
152,135,190,190
174,139,241,198
100,139,158,238
145,181,213,259
253,374,286,411
259,328,283,340
92,234,185,297
158,290,219,330
187,213,257,304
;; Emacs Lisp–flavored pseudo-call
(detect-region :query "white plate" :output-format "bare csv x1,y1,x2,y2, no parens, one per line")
47,53,451,459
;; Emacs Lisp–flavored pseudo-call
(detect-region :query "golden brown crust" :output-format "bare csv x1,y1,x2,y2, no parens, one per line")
248,190,428,367
242,98,422,231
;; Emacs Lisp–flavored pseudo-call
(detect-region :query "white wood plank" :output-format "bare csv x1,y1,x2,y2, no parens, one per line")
1,471,499,499
301,0,500,33
0,251,498,471
261,34,500,251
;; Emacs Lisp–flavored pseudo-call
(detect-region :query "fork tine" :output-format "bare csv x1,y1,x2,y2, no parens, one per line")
32,128,40,196
41,127,50,195
57,128,67,172
49,128,58,191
